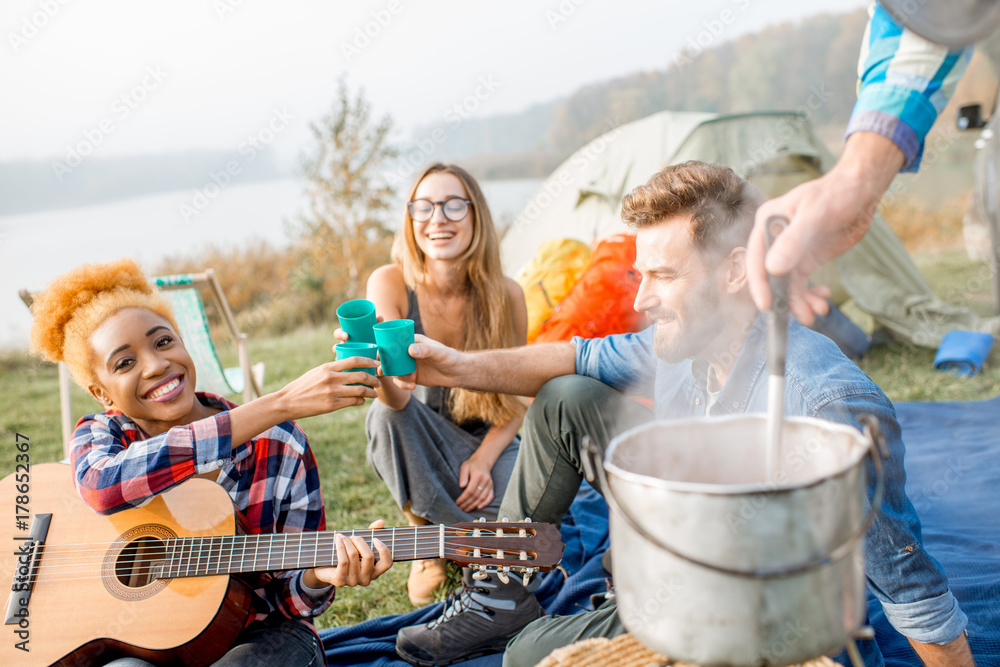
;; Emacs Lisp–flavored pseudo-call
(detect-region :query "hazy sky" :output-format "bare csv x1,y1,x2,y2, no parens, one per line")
2,0,869,167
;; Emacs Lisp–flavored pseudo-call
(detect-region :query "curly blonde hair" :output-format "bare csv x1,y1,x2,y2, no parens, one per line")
29,259,178,390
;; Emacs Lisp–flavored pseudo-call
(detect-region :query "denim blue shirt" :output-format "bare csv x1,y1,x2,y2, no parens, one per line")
574,316,967,646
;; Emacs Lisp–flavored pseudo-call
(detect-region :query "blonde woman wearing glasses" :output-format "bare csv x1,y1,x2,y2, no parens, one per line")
355,163,527,605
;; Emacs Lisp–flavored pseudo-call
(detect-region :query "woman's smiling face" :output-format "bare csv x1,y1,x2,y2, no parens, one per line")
87,307,201,431
411,172,474,262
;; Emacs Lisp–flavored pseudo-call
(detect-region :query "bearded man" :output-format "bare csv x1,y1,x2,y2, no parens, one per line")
389,161,973,667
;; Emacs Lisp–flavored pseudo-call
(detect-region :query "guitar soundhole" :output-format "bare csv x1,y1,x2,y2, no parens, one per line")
115,536,167,587
103,524,176,601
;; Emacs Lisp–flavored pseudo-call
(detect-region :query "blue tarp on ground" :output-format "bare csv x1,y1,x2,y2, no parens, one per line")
321,396,1000,667
870,396,1000,666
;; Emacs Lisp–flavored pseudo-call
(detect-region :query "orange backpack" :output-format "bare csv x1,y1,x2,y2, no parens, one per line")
534,234,648,343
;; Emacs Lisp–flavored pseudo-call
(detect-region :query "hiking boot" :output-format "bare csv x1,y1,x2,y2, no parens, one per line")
408,558,449,606
395,568,544,666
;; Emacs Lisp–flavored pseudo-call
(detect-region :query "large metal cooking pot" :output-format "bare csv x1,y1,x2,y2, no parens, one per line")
584,414,888,666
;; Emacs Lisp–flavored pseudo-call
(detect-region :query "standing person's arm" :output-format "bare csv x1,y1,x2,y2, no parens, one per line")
748,131,904,321
747,1,972,324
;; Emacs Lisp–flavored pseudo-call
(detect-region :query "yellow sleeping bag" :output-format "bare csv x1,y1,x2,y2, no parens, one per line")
515,238,592,342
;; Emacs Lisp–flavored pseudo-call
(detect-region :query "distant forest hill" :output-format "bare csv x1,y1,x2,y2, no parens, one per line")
6,7,999,215
416,8,871,179
0,150,287,217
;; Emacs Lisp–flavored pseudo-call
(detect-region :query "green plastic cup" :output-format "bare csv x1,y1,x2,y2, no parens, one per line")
335,342,379,385
374,319,416,376
336,299,377,344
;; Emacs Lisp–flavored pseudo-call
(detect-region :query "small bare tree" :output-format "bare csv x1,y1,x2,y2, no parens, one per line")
296,78,397,322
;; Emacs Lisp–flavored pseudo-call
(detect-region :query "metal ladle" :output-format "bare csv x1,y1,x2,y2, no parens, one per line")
764,215,790,482
762,215,871,667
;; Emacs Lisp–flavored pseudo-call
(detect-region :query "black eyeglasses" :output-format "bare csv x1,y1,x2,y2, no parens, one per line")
407,197,471,223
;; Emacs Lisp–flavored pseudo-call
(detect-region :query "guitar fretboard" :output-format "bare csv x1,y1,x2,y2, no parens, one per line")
154,526,448,579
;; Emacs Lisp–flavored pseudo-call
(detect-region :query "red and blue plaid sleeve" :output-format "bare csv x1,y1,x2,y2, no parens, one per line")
70,408,252,515
240,422,336,621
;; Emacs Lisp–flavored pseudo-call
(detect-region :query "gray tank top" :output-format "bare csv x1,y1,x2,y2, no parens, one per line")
406,288,490,438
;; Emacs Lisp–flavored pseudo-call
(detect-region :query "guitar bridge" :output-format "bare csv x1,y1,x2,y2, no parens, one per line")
4,513,51,626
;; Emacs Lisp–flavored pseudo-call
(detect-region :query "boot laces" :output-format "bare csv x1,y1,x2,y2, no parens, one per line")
428,582,493,628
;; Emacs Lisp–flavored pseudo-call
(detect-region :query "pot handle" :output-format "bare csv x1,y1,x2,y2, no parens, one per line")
583,414,890,580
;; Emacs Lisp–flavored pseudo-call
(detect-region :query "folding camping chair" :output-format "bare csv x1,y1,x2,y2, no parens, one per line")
19,268,264,457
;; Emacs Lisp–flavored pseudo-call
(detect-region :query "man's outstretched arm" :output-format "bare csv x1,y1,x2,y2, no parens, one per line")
392,335,577,398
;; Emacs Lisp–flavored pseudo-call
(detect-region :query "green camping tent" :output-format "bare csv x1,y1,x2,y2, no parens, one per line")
501,110,1000,347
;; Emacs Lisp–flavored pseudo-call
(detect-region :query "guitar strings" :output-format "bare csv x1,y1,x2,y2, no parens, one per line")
21,547,544,585
29,538,538,567
15,528,547,584
32,526,540,553
34,533,533,561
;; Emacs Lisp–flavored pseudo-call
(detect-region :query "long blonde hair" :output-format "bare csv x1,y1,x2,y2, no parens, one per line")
393,163,523,426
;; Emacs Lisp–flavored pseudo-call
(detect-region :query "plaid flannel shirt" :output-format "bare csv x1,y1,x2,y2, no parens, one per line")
70,392,335,627
846,2,972,172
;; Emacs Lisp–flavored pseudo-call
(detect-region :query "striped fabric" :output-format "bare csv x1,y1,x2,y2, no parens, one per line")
845,2,972,172
71,393,335,626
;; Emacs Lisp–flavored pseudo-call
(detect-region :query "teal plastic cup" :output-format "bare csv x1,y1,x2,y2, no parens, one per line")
374,319,416,376
335,342,379,385
336,299,377,344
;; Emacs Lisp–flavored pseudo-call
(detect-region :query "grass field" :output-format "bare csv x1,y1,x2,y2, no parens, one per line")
1,249,998,629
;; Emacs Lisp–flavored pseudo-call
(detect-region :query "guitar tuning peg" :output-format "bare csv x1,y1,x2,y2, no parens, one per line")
496,566,510,584
472,565,489,581
501,517,510,523
476,517,487,523
521,567,537,587
522,517,532,523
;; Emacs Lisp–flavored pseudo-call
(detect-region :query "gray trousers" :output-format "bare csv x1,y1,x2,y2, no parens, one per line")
497,375,651,528
505,598,624,667
366,397,520,525
498,375,651,667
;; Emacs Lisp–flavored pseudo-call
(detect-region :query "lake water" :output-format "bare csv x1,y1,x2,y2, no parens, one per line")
0,177,543,349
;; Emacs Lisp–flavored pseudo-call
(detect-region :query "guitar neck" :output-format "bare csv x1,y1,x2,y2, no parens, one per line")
156,526,448,579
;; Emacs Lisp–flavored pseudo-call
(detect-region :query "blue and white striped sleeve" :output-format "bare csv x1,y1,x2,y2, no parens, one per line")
845,2,972,172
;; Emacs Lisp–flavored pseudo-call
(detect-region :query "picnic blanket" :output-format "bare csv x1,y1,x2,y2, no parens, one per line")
321,396,1000,667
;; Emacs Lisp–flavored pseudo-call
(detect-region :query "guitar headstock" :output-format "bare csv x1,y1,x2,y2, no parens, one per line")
445,520,563,583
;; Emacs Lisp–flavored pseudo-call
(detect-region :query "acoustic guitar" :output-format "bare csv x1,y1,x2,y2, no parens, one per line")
0,463,564,666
